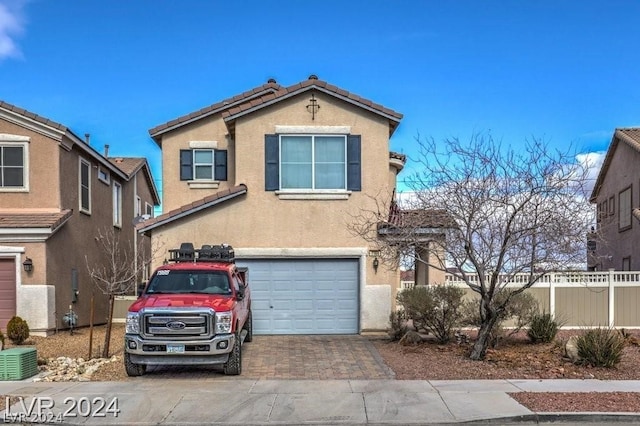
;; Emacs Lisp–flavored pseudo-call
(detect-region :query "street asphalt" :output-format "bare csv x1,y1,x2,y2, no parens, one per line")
0,379,639,425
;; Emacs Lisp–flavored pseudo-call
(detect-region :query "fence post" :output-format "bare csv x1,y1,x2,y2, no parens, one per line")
548,272,556,319
608,268,615,327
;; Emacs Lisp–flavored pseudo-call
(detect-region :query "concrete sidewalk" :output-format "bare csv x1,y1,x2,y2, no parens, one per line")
0,379,638,424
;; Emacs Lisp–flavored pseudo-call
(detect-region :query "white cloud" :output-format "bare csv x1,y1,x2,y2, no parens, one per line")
576,151,606,196
0,0,27,61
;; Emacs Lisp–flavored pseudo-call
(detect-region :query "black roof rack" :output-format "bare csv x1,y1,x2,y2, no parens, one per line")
168,243,235,263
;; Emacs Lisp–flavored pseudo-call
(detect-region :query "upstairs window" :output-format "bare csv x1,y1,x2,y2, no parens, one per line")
79,158,91,214
619,186,632,231
265,134,361,192
0,145,25,189
113,182,122,227
280,135,346,190
180,149,227,181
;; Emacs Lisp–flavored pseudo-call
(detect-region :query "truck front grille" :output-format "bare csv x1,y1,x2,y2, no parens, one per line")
140,308,215,340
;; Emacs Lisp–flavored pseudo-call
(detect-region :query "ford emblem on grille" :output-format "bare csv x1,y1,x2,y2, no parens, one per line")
166,321,186,330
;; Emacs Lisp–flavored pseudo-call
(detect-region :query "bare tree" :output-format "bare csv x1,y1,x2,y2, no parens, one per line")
86,228,152,358
351,133,592,360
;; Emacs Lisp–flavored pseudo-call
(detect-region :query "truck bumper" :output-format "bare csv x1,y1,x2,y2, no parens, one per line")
124,333,235,365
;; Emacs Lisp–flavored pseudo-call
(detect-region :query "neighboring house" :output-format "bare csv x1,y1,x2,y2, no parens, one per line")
0,101,160,334
138,75,408,333
589,128,640,271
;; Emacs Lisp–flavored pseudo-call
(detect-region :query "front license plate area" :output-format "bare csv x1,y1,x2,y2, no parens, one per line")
167,344,185,354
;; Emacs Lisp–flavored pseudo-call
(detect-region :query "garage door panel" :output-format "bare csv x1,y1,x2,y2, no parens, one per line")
0,259,16,330
237,259,358,335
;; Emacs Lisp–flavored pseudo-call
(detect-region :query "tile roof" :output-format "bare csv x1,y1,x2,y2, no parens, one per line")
148,82,282,143
108,157,146,178
0,209,73,230
0,100,130,181
137,185,248,233
590,128,640,202
148,76,404,142
0,100,68,133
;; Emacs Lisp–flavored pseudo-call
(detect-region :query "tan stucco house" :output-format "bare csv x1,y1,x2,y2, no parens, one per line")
589,128,640,271
138,75,406,333
0,101,160,334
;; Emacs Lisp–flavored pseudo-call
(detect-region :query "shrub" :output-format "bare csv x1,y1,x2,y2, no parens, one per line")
527,312,561,343
0,329,4,349
396,284,465,343
388,310,408,341
6,316,29,345
461,290,539,348
576,327,625,368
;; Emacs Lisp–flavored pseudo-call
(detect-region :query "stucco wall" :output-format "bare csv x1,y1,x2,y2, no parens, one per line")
0,120,60,208
593,140,640,270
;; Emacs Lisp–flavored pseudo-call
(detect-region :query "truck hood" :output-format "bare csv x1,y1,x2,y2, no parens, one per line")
128,294,235,312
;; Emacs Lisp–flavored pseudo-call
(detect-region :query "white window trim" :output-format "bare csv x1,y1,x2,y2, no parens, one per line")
275,125,351,134
145,202,154,217
0,140,29,193
79,157,91,214
619,186,632,231
275,189,351,200
135,195,142,217
113,181,122,228
189,140,218,149
187,180,220,189
97,167,110,184
278,134,347,192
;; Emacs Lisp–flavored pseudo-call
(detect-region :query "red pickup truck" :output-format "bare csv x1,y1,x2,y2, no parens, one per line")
124,243,251,376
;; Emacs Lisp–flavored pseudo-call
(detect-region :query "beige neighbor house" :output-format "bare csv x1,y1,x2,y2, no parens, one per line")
138,75,416,333
0,100,160,335
589,128,640,271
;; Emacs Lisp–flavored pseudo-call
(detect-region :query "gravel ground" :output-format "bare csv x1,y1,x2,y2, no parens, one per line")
4,326,640,413
373,329,640,413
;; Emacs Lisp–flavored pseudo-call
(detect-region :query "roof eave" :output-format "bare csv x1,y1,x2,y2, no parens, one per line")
137,187,247,233
223,85,403,131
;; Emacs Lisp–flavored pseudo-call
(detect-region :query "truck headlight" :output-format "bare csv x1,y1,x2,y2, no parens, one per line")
215,312,232,334
125,312,140,334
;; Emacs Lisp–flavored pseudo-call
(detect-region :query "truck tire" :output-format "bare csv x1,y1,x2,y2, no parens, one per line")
124,352,146,377
243,310,253,343
223,333,242,375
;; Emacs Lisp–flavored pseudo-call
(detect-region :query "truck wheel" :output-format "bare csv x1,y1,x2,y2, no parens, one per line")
124,352,146,377
223,333,242,375
243,310,253,343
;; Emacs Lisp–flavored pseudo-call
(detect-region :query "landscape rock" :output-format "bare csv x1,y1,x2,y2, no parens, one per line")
399,330,423,346
35,355,120,382
565,335,581,363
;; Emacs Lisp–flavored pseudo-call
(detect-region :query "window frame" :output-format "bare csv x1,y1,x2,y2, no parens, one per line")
619,185,632,232
145,202,154,217
79,157,92,214
113,181,122,228
0,141,29,192
278,134,347,191
192,148,215,180
97,167,110,184
609,196,615,216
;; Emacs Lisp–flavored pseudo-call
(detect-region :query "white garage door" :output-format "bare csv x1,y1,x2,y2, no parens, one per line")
236,259,359,334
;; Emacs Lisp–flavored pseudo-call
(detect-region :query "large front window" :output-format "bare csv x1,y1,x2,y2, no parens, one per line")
0,145,24,188
280,135,346,190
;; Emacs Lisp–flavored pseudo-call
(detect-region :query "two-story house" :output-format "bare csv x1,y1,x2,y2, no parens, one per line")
0,101,160,334
138,75,407,333
589,128,640,270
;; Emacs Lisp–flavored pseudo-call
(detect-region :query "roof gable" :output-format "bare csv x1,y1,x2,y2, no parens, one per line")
109,157,161,205
221,76,403,137
148,81,282,144
590,128,640,202
148,76,403,142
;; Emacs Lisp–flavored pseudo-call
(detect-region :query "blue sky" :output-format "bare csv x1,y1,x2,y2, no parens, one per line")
2,0,639,204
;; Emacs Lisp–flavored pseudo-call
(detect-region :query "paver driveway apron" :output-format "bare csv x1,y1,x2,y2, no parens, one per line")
144,335,394,380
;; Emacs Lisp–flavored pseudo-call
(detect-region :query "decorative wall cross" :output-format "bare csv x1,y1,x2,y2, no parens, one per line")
306,93,320,120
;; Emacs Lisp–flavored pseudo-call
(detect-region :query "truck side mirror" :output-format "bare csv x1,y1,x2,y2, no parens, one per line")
236,286,245,300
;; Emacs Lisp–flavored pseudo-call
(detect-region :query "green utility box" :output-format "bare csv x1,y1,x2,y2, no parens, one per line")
0,348,38,380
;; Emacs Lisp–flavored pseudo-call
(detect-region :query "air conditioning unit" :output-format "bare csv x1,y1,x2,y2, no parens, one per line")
0,348,38,380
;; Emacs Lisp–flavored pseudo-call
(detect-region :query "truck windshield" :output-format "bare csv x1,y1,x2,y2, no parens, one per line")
146,270,232,295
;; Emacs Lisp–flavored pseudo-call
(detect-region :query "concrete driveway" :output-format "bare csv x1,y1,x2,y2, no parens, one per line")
144,335,394,380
